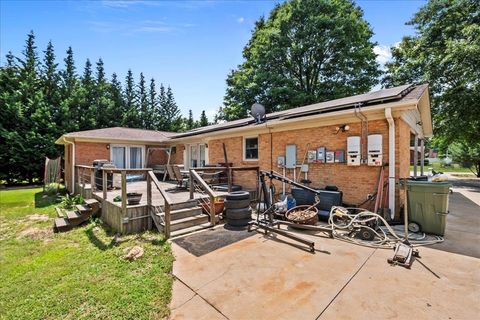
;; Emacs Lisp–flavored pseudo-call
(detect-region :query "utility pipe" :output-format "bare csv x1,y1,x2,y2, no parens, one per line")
420,139,425,176
64,137,75,194
413,134,418,177
385,108,395,219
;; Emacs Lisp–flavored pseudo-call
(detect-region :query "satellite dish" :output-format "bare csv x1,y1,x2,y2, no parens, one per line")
251,103,266,123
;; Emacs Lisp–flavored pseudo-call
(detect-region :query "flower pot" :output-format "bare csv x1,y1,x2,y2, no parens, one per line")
201,198,225,215
126,192,142,205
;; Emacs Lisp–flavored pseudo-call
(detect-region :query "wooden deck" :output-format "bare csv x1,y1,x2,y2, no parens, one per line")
92,180,225,208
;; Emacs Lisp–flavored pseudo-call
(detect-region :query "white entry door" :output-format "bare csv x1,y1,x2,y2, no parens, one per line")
186,143,208,169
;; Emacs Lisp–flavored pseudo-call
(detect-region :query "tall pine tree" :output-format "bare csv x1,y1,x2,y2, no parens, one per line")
137,72,149,129
148,78,158,130
122,69,139,127
199,110,209,127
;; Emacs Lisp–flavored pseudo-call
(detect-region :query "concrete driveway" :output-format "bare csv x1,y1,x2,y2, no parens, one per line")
169,187,480,320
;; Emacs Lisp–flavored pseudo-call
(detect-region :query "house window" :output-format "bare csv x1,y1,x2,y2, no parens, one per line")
111,145,144,169
244,137,258,160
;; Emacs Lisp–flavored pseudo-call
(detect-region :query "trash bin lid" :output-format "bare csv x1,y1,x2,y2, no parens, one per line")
405,180,452,192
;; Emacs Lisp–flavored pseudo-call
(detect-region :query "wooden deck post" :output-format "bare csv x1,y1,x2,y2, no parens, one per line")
76,166,80,194
90,168,95,192
146,172,152,230
164,202,171,239
189,170,194,200
82,167,86,191
102,170,107,200
210,195,216,226
121,170,127,215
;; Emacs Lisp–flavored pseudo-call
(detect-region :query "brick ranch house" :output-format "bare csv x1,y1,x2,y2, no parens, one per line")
56,84,432,219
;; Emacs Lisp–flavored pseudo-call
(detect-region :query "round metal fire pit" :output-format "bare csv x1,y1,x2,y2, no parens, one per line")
285,205,318,225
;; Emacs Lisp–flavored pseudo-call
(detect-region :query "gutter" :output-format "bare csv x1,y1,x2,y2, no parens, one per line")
385,108,395,219
167,100,418,143
63,137,75,194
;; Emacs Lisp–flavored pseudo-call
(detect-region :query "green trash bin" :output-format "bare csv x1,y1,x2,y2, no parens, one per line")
405,180,452,236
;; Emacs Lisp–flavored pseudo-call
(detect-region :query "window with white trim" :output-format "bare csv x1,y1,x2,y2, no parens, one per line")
244,137,258,160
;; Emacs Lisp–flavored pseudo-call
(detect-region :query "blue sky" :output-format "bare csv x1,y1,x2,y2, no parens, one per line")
0,0,425,120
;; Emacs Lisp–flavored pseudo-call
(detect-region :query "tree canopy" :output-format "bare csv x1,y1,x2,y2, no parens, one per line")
0,32,210,184
383,0,480,175
222,0,380,120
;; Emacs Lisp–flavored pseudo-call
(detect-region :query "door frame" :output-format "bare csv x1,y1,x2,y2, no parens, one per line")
110,144,146,169
185,142,208,169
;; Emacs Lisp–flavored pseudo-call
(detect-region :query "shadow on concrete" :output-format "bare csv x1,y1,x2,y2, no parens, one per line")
430,192,480,258
173,224,255,257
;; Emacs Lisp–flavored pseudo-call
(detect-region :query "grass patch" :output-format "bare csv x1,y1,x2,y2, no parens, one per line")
410,162,473,173
0,188,174,320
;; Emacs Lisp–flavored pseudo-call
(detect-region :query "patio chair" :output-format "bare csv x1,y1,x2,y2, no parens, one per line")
166,164,175,181
172,165,189,189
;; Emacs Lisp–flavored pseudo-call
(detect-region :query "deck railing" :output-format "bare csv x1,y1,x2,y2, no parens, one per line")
75,165,95,193
147,171,172,238
189,169,219,227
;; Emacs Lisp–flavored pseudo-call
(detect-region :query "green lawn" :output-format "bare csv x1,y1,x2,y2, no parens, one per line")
0,187,173,320
411,162,473,174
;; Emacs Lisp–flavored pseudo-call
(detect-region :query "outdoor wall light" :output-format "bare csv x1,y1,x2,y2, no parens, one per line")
106,145,110,150
335,124,350,134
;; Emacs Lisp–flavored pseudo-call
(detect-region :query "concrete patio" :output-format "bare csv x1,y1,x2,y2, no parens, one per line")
168,180,480,320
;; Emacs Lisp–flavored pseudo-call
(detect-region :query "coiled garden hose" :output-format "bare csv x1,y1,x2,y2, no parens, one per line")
328,206,444,249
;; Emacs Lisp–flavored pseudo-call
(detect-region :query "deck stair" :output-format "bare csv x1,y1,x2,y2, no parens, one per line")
151,199,212,238
53,199,100,233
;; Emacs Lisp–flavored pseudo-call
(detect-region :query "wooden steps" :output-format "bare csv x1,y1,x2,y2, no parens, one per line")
53,198,100,233
170,222,213,238
151,200,214,238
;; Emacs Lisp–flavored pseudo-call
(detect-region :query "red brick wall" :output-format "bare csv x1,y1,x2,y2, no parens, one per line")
208,118,411,214
147,147,169,166
208,137,259,188
75,142,110,165
170,144,185,165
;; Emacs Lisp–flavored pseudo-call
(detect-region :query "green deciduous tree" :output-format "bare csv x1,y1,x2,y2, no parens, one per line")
223,0,380,120
383,0,480,176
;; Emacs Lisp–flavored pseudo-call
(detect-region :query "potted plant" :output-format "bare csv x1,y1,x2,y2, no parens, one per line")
201,197,225,215
126,192,142,205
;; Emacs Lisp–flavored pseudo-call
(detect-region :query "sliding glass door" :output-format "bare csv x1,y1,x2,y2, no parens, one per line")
112,147,126,168
111,145,144,169
129,147,143,169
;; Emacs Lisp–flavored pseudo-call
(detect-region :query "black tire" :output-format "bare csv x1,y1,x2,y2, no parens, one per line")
226,207,252,220
224,198,251,209
225,191,250,201
227,217,252,227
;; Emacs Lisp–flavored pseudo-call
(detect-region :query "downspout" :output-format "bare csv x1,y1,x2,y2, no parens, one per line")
385,108,395,219
64,137,75,194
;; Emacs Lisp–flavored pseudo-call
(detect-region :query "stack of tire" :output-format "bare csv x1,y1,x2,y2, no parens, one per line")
224,191,252,227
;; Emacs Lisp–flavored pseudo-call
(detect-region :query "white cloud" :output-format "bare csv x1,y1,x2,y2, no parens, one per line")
373,45,392,67
134,26,172,33
237,17,245,24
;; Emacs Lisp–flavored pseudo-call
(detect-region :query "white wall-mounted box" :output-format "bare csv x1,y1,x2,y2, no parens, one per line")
347,136,361,166
368,134,383,166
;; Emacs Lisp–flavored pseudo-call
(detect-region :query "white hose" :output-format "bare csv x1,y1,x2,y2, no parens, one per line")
328,206,444,249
